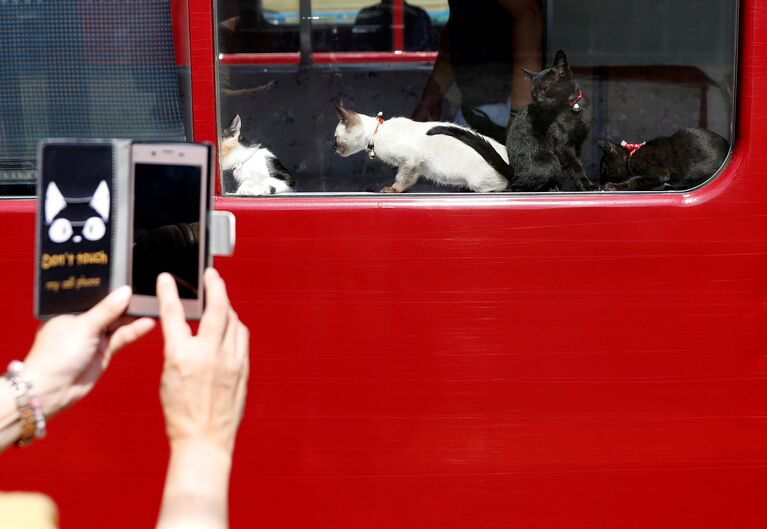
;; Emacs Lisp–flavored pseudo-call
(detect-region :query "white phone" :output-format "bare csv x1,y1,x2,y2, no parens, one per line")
128,142,211,319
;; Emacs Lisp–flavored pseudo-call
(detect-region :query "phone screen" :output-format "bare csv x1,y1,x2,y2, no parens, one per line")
132,162,202,299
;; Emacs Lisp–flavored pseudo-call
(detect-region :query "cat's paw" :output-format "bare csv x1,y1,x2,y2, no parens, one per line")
236,181,272,196
379,186,400,193
579,180,601,191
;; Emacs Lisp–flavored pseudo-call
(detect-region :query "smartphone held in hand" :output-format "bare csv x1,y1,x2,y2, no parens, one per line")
34,139,234,320
128,143,211,319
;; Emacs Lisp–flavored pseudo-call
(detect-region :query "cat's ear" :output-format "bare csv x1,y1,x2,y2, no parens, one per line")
45,181,66,224
335,103,355,123
552,49,571,77
227,114,242,136
521,67,538,80
89,180,110,221
553,50,568,68
596,140,621,156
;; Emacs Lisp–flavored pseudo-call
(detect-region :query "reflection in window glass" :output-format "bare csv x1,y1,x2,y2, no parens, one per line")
215,0,737,195
219,1,445,54
0,0,192,195
313,0,441,52
219,1,301,53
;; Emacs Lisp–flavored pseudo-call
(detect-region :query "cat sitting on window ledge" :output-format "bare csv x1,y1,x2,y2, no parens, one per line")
597,128,729,191
220,114,295,195
427,50,598,192
333,104,509,193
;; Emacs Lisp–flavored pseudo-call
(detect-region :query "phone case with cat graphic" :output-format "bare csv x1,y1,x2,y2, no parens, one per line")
35,139,235,320
35,140,131,319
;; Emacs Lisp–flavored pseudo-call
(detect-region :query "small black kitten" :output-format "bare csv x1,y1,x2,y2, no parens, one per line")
597,128,729,191
427,50,598,192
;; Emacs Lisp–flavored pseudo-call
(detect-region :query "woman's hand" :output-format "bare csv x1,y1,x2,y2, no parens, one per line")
23,286,156,417
154,269,249,529
157,268,249,455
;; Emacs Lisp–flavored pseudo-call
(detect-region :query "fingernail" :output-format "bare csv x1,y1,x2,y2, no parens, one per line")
158,273,173,286
137,318,156,332
112,285,132,304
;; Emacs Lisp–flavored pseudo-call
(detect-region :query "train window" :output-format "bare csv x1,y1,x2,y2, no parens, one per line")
312,0,440,53
219,1,301,54
216,0,738,195
218,1,445,55
0,0,193,197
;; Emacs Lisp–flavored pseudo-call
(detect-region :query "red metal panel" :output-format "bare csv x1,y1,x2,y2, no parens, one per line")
188,0,219,194
219,51,438,65
220,52,302,65
1,3,765,529
393,0,405,51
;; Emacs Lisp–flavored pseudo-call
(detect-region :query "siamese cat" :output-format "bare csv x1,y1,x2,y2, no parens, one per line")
333,104,509,193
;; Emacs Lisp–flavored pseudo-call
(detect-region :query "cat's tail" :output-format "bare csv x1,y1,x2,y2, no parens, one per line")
426,125,514,180
266,156,296,190
459,103,507,144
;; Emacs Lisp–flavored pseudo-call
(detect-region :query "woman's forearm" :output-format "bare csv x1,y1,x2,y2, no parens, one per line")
510,5,543,110
156,438,233,529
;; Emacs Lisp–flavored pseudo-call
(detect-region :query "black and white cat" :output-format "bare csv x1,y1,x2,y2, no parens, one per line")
220,114,295,195
597,128,729,191
427,50,598,192
45,180,110,244
333,104,509,193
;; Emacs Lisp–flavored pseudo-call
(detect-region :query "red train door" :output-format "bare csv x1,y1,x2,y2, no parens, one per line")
1,1,765,528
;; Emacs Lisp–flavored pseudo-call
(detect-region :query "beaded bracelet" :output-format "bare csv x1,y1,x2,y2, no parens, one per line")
4,360,47,447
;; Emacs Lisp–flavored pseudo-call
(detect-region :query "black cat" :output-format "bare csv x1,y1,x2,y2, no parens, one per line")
427,50,598,192
597,128,729,191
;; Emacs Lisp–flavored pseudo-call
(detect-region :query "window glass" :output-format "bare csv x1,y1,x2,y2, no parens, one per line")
216,0,737,195
0,0,192,196
218,1,447,54
311,0,443,52
219,1,301,53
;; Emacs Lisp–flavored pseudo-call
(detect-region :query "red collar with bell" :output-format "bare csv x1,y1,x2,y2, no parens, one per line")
366,112,385,159
568,89,584,112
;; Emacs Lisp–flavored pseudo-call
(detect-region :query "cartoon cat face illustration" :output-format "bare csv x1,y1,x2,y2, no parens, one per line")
45,180,110,244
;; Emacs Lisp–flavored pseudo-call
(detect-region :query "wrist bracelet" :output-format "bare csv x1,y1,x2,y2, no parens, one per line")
4,360,47,447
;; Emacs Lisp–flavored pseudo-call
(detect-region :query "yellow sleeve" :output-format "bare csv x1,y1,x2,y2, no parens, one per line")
0,492,59,529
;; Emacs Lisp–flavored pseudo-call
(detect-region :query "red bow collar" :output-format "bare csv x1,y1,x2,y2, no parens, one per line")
621,140,646,158
620,140,646,176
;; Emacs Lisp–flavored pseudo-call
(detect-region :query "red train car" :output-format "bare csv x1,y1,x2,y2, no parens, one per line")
1,1,765,528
